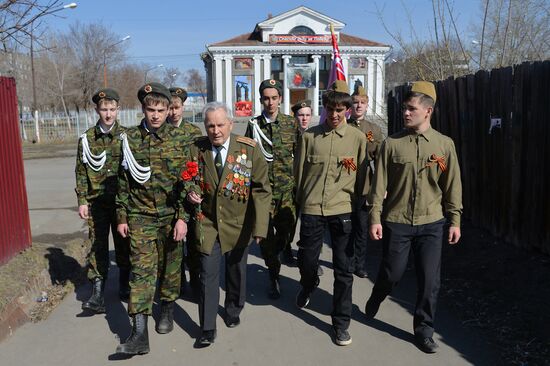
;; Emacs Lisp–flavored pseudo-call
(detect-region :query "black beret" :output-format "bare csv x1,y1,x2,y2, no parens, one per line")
259,79,283,96
169,87,188,103
137,82,171,104
92,88,120,104
291,99,312,114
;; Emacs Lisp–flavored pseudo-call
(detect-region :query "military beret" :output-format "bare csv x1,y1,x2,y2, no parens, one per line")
259,79,282,95
411,81,437,103
137,82,171,104
327,80,350,95
351,85,368,97
291,99,312,114
92,88,120,104
169,87,188,103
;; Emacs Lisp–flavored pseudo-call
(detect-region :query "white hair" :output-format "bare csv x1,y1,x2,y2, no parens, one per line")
202,102,233,121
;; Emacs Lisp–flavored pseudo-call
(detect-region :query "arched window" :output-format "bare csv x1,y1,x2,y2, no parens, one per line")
289,26,315,35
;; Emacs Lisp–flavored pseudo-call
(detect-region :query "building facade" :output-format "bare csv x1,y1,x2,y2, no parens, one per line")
202,6,390,118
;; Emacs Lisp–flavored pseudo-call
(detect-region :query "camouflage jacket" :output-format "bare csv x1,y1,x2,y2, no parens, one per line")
245,112,296,200
177,119,202,143
348,117,384,191
75,121,125,205
116,119,190,224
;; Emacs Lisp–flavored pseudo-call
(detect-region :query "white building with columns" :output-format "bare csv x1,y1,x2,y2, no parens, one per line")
201,6,390,118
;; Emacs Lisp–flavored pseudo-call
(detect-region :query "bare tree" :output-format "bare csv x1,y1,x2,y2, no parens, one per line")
162,66,180,87
110,63,148,109
183,68,207,103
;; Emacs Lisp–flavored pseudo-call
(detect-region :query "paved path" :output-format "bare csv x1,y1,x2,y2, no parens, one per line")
0,142,499,366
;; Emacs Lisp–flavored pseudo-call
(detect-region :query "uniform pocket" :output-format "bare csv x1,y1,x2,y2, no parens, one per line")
305,155,325,176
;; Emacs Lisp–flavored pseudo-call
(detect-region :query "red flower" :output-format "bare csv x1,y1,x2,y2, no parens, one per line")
187,161,198,170
181,170,192,181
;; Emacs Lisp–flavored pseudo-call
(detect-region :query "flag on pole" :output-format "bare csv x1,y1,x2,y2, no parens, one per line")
319,24,346,124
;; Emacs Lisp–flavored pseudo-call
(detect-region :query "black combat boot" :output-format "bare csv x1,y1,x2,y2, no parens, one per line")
155,301,174,334
268,268,281,299
82,278,105,313
118,268,130,302
116,314,150,355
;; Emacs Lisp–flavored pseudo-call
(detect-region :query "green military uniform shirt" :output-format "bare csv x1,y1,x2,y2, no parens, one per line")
295,120,368,216
368,127,462,227
348,117,384,191
75,121,125,205
245,112,296,201
175,119,202,142
116,120,189,223
182,134,272,255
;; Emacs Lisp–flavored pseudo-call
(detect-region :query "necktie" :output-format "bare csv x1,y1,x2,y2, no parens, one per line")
214,146,223,178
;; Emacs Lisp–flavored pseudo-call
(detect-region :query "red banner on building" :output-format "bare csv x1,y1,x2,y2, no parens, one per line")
269,34,331,44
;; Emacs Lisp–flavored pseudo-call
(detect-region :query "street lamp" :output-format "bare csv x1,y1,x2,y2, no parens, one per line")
144,64,164,83
30,2,77,115
102,35,131,87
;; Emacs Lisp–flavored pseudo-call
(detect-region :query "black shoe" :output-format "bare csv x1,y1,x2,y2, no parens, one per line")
334,328,352,346
415,336,439,353
354,269,369,278
224,315,240,328
198,330,216,346
118,269,130,302
155,301,174,334
364,297,381,319
82,278,105,314
317,266,324,276
268,277,281,299
116,314,150,355
296,288,311,308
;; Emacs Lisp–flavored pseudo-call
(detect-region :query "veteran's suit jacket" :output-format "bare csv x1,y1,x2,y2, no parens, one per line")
185,134,272,255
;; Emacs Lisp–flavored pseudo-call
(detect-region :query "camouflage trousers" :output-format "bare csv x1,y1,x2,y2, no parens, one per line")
87,198,130,281
127,215,182,315
261,192,297,277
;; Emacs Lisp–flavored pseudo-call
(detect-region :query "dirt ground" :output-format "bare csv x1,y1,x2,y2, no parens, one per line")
439,222,550,366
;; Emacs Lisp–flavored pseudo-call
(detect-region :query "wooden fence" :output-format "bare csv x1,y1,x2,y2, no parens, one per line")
387,61,550,254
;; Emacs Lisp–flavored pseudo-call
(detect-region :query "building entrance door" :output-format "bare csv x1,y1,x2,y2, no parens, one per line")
290,89,307,107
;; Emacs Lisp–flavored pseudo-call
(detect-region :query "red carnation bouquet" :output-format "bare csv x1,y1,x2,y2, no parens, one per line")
181,160,205,243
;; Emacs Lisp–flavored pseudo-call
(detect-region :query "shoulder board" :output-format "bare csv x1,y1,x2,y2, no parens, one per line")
236,136,257,147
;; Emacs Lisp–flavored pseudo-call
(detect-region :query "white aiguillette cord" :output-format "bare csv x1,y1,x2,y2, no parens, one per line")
249,117,273,162
120,132,151,184
80,133,106,172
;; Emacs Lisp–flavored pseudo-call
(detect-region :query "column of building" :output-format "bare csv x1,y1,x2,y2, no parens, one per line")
311,54,321,116
282,55,291,115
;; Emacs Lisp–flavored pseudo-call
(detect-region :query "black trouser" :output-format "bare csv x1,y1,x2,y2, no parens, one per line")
352,198,369,272
297,213,354,330
369,219,445,338
199,240,248,331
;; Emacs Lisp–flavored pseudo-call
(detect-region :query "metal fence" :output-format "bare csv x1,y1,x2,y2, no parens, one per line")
20,104,205,143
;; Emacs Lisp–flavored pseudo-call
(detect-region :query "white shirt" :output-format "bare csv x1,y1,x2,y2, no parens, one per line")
99,121,115,134
212,137,230,166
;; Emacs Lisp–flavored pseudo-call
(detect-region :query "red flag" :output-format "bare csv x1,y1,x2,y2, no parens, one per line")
320,24,347,124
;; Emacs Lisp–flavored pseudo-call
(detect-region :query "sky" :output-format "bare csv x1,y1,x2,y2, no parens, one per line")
47,0,481,83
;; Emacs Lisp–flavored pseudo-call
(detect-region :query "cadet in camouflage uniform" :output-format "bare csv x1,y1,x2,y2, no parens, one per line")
167,86,203,295
75,88,130,314
245,79,296,299
348,86,384,278
115,82,190,356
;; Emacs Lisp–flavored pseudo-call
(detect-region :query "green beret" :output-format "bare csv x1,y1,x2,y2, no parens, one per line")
327,80,349,95
92,88,120,104
351,85,368,97
291,99,312,114
137,82,171,104
411,81,437,103
169,87,188,103
259,79,282,96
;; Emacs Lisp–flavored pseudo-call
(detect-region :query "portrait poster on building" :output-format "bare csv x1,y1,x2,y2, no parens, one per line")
350,57,367,69
349,75,365,94
286,63,316,89
234,58,253,70
234,75,253,117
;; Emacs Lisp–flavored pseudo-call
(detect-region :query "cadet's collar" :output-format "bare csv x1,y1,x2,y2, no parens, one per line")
408,126,434,142
139,119,167,141
323,120,348,137
171,118,182,128
94,120,118,138
262,111,280,124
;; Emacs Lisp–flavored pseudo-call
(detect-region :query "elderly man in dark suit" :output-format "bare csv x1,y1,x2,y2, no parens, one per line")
183,102,271,346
